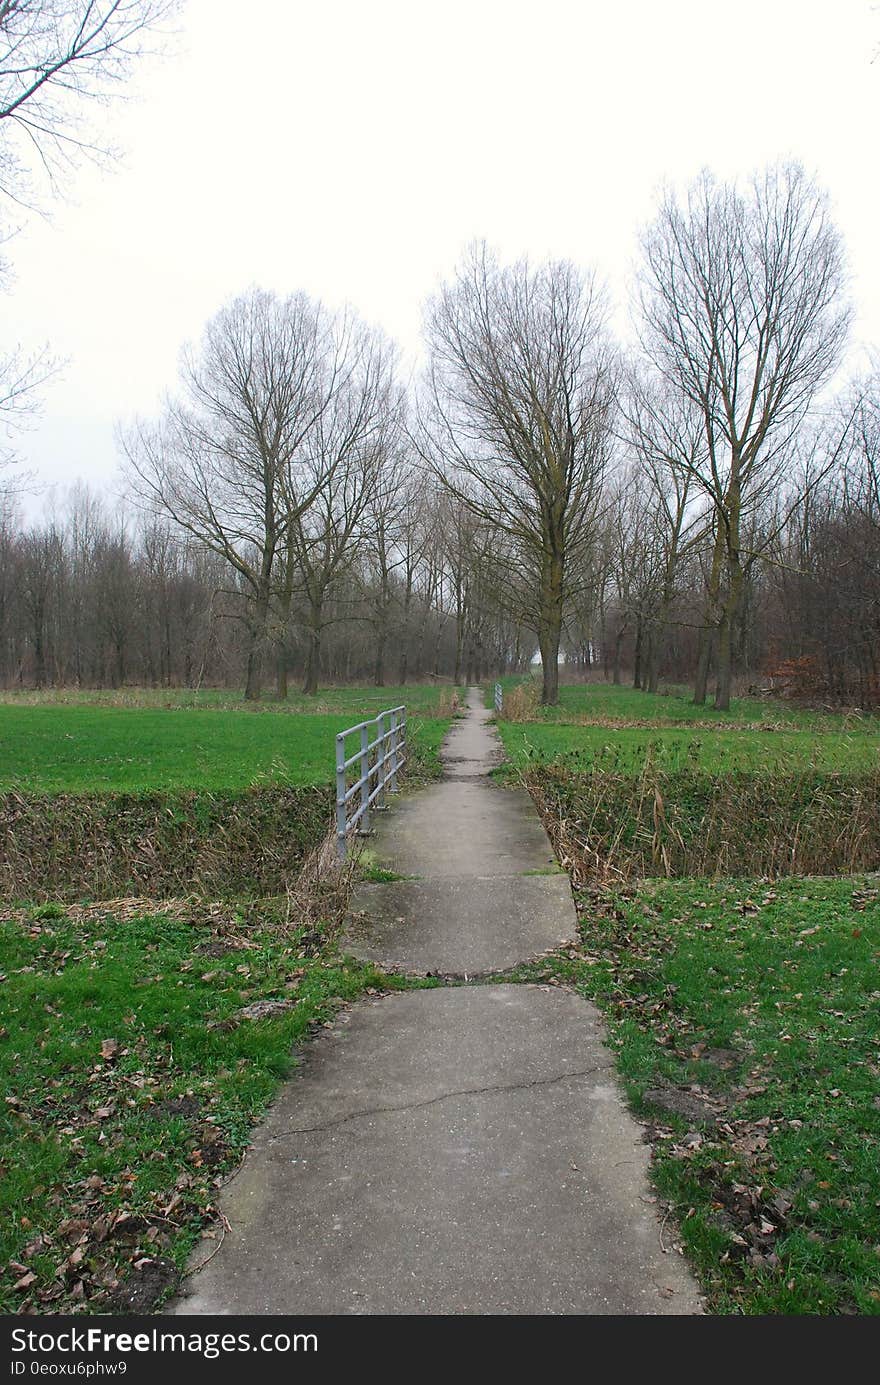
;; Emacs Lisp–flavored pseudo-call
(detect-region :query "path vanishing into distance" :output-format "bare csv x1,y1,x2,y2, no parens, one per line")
171,690,701,1315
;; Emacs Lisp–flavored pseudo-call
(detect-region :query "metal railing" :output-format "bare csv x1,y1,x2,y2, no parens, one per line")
335,706,407,859
494,682,503,714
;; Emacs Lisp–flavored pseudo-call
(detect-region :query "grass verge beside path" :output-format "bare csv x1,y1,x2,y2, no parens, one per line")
0,897,438,1314
503,875,880,1314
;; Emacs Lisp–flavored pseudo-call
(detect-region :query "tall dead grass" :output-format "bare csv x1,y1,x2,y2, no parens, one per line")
526,762,880,884
498,680,540,722
0,785,333,901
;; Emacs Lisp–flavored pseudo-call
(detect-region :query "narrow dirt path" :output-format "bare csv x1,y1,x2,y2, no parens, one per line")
170,689,701,1316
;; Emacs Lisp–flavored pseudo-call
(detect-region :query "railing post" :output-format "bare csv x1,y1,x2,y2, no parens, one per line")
375,712,388,810
335,732,347,859
389,708,399,792
358,722,371,835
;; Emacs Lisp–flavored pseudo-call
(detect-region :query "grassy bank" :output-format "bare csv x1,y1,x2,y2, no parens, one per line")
0,785,334,902
0,697,450,900
504,876,880,1314
523,762,880,879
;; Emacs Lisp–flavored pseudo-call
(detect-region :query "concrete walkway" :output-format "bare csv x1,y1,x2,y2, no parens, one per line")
342,689,578,975
170,689,701,1316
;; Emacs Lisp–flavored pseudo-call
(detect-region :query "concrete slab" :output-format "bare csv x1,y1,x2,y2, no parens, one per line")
345,874,577,976
365,779,558,879
345,687,572,972
170,986,702,1316
439,700,503,776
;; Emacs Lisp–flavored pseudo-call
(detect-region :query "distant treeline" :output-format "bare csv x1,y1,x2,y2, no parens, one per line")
4,166,880,707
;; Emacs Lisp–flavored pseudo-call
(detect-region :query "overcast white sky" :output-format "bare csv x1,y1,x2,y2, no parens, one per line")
4,0,879,515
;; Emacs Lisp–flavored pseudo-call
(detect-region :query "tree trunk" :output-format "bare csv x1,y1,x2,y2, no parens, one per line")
694,520,725,705
693,628,712,705
539,544,563,705
633,616,643,689
612,620,625,685
244,641,263,701
715,560,743,712
715,480,743,712
302,605,322,695
538,623,561,704
643,628,657,693
276,654,288,701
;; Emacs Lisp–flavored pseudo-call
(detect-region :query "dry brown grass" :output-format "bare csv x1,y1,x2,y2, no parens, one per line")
0,785,333,902
525,761,880,884
498,680,540,722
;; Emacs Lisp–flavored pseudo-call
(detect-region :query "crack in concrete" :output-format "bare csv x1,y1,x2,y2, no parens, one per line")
270,1062,612,1140
359,955,579,983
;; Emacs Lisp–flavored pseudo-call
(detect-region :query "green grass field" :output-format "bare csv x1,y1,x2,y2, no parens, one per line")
491,675,876,730
0,704,450,794
506,876,880,1314
496,722,880,774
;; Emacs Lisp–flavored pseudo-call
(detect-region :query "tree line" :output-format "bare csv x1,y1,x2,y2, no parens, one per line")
3,160,879,707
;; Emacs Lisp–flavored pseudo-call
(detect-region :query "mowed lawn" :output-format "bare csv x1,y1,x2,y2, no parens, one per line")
496,722,880,774
0,704,449,794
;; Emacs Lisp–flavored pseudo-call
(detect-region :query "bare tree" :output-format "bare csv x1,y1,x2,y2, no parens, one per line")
637,163,849,708
395,477,442,684
622,373,707,691
0,328,57,497
0,0,178,207
360,438,412,688
282,324,399,696
122,287,334,700
422,243,615,704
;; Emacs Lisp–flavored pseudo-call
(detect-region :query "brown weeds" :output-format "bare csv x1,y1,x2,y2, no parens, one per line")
525,761,880,880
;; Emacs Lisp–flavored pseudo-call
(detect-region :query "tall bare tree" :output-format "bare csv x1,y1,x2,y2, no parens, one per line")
622,373,707,692
122,287,335,699
283,324,399,695
422,244,615,704
637,163,849,708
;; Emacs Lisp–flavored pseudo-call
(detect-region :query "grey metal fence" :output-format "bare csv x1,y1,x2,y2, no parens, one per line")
335,706,407,859
494,682,503,714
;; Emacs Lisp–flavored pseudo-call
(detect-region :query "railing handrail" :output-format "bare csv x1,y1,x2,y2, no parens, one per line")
336,705,406,741
335,705,407,858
